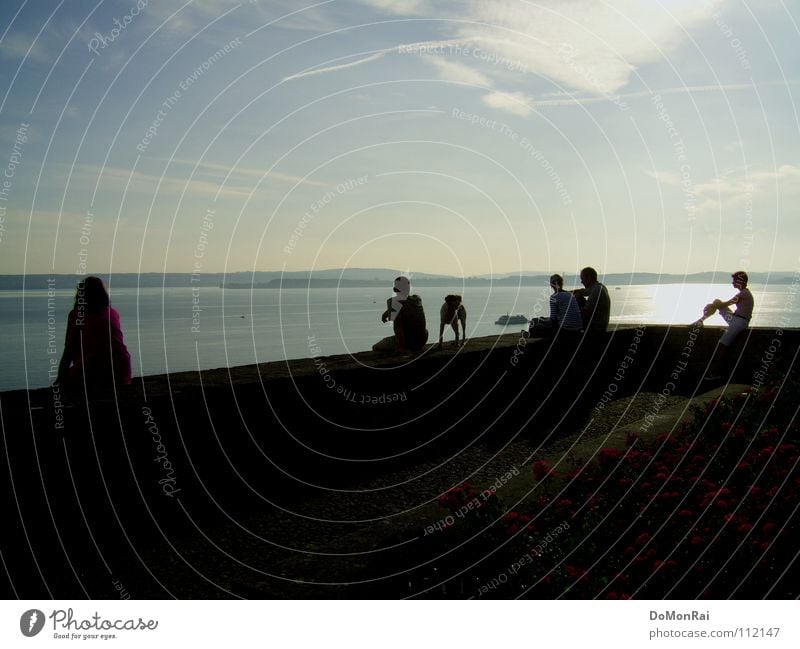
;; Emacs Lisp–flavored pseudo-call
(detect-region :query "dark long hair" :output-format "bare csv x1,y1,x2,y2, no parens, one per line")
74,276,110,313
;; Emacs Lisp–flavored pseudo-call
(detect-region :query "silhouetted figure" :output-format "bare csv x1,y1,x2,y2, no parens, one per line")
529,274,583,336
438,294,467,348
373,276,428,353
572,266,610,334
56,276,132,389
702,270,754,381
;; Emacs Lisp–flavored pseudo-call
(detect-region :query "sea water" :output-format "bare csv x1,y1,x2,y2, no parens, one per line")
0,283,796,392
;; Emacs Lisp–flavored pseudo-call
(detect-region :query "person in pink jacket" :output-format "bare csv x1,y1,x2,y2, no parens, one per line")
56,276,132,388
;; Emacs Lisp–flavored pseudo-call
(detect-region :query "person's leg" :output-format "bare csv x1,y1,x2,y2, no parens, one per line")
717,305,734,324
707,317,747,380
372,335,397,352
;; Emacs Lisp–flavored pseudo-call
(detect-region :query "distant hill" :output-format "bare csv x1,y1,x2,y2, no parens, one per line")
0,269,794,290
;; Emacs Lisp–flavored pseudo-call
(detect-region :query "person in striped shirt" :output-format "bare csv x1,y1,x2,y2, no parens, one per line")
529,274,583,336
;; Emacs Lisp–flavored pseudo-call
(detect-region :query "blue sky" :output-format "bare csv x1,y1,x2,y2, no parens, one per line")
0,0,798,277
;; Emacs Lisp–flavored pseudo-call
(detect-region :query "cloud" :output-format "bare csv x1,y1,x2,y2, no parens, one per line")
0,31,52,63
166,158,330,188
481,91,531,116
426,57,492,86
648,164,800,222
361,0,429,16
71,164,267,199
360,0,724,96
282,51,386,82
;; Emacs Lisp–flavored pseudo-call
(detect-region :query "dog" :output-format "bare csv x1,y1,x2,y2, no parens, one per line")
438,294,467,348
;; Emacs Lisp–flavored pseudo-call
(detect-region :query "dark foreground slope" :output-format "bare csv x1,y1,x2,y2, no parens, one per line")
0,325,796,598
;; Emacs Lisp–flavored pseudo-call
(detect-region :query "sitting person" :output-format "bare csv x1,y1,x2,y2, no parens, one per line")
373,276,428,353
572,266,610,334
438,294,467,348
701,270,754,380
56,276,132,388
529,274,583,336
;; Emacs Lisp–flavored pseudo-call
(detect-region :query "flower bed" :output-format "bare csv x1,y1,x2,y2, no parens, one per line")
421,378,799,598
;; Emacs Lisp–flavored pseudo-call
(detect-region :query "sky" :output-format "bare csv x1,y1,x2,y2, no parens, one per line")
0,0,798,278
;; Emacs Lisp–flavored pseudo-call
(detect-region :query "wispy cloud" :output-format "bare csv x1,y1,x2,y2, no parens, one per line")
0,31,52,63
71,164,267,199
359,0,726,98
166,158,330,188
427,56,492,86
282,51,386,82
481,91,531,116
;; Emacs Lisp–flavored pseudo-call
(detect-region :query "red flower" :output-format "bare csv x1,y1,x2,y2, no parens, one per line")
532,460,555,481
565,565,586,579
738,523,753,533
678,509,693,518
556,499,573,509
598,447,620,469
762,522,779,538
635,532,650,547
690,535,703,546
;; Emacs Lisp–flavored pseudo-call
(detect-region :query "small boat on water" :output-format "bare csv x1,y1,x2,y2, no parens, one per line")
495,313,529,325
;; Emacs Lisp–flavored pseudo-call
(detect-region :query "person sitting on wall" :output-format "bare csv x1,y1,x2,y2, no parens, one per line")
373,276,429,353
701,270,754,381
438,294,467,349
529,274,583,337
56,276,132,389
572,266,611,334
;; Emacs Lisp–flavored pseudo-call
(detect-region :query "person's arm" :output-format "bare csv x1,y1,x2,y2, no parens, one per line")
721,291,743,308
109,308,132,384
394,313,407,351
549,294,558,325
711,292,740,312
381,297,392,323
56,310,78,384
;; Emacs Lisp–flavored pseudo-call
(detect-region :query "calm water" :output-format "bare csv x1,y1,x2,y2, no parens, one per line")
0,283,796,392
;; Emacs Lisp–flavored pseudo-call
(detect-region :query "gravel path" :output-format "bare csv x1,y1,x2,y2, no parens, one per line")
118,390,689,598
